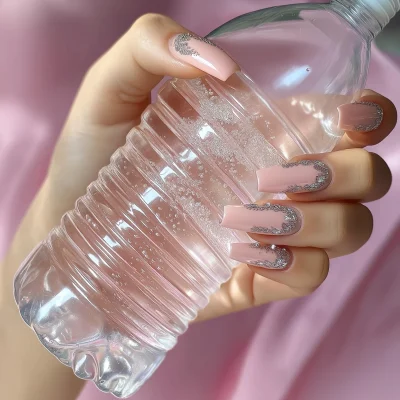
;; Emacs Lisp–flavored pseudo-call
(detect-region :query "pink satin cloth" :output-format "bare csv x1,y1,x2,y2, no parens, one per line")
1,1,400,399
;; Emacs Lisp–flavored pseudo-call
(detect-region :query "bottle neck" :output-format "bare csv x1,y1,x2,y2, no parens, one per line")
331,0,400,39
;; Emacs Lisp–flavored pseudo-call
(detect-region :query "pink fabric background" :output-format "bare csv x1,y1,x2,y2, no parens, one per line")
1,1,399,399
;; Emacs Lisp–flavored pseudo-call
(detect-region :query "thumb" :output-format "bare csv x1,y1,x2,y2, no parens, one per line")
47,14,238,215
65,13,239,133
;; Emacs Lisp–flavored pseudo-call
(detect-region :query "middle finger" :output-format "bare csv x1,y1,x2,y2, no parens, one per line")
257,149,392,203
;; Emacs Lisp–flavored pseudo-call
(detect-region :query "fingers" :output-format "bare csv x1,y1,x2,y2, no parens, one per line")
257,149,392,203
196,248,328,321
335,89,397,150
222,201,373,257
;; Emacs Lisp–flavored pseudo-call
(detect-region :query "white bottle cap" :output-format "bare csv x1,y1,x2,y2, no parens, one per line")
361,0,400,26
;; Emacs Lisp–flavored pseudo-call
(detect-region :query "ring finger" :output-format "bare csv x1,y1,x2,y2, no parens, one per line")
221,201,373,257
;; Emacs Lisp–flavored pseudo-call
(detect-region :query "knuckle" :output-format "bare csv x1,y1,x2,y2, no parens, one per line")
333,204,373,253
131,13,168,33
312,250,330,287
355,204,374,245
333,204,349,247
354,149,374,196
306,251,329,292
294,250,329,297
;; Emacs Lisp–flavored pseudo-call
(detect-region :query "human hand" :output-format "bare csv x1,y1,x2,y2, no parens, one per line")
1,14,397,400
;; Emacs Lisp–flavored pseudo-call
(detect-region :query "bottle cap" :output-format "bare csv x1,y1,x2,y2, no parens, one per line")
361,0,400,26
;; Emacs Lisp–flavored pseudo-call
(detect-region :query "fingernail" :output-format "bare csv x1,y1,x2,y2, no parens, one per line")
338,101,384,132
221,203,301,235
229,242,292,269
169,32,239,81
257,160,332,193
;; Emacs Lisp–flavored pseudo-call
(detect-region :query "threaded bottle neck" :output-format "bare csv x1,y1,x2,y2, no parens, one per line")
332,0,400,38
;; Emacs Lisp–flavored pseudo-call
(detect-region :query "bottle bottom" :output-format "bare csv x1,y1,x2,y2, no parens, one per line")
14,243,167,398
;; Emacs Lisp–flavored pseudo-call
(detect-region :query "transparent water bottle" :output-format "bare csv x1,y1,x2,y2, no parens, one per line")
14,0,400,397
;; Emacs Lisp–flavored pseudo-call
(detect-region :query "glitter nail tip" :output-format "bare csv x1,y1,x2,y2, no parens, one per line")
169,33,239,81
257,160,331,193
338,101,384,132
221,203,301,235
229,242,292,269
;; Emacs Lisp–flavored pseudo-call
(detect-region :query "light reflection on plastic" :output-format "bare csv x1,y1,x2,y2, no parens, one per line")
276,66,310,88
38,287,76,321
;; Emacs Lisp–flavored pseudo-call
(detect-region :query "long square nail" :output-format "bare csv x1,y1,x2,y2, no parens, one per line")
338,101,383,132
221,203,301,235
257,160,331,193
229,242,292,269
169,33,239,81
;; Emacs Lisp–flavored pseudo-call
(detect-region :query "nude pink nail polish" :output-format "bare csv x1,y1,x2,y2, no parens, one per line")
169,33,239,81
338,101,384,132
229,242,292,269
257,160,331,193
221,203,301,235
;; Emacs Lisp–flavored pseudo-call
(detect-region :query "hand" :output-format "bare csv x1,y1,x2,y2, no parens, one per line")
0,14,397,400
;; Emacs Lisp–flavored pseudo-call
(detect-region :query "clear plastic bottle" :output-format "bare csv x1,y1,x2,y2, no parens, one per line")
14,0,400,398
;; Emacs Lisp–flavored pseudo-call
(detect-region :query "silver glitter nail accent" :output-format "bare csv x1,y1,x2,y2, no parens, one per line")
173,33,218,57
244,203,300,235
248,242,292,269
353,101,384,132
282,160,331,193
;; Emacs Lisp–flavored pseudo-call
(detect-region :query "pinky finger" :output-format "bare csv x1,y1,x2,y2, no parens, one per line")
230,243,329,300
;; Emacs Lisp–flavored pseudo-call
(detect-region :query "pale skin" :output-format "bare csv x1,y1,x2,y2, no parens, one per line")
0,14,397,400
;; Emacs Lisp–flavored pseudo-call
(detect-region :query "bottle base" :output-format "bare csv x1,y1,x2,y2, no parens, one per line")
14,243,167,398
